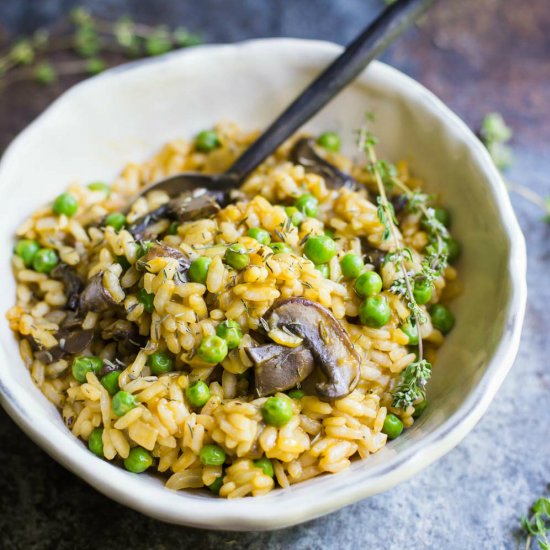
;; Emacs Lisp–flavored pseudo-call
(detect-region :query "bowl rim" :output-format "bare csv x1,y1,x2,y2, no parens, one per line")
0,37,527,530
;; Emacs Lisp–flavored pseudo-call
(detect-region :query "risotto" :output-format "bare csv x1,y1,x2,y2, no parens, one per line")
7,122,460,498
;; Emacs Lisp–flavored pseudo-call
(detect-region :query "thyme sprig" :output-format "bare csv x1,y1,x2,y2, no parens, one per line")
391,359,432,409
0,7,201,90
357,123,434,409
479,113,550,223
521,496,550,550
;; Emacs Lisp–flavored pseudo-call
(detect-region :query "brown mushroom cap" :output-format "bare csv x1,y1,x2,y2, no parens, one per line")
246,343,314,397
248,297,360,400
289,138,357,190
51,264,84,311
135,243,191,284
78,273,118,313
127,188,229,241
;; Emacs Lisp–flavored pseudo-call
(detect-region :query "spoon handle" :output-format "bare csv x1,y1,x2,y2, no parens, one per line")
228,0,436,182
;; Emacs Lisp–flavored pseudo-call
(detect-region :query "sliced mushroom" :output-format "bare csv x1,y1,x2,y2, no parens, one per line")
135,243,191,283
128,188,231,241
31,312,94,363
79,273,118,313
290,138,357,190
101,318,146,355
262,297,360,400
247,343,314,397
59,328,95,355
51,264,84,311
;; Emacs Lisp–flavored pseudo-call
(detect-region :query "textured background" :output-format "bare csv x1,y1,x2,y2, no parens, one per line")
1,1,549,549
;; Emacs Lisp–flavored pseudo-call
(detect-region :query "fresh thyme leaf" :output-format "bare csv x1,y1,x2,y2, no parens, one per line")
391,359,432,409
521,496,550,549
0,11,202,91
480,112,513,145
479,113,549,224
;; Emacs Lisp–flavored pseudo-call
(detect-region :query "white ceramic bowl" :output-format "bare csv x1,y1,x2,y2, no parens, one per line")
0,39,526,530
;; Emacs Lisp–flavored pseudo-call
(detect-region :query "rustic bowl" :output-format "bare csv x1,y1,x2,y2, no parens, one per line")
0,38,527,530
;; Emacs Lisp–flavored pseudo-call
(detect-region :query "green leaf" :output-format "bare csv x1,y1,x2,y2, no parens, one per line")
543,197,550,224
9,40,34,65
114,16,139,52
85,57,106,75
33,62,57,85
392,359,432,408
172,27,202,47
480,112,513,145
535,515,548,535
71,7,93,26
74,25,101,57
145,26,173,56
533,498,550,518
487,142,514,171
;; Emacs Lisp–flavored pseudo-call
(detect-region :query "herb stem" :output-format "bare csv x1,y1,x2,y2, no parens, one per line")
507,180,550,214
360,128,424,361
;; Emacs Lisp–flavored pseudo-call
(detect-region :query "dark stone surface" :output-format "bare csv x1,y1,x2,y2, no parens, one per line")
1,1,549,548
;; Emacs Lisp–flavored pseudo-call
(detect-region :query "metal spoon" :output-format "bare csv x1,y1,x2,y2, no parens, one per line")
136,0,435,200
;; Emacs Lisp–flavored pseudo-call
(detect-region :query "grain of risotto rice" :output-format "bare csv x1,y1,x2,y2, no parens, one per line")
7,121,459,498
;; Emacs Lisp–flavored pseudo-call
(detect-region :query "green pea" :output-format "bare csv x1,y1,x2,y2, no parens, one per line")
32,248,58,273
316,131,341,152
195,130,221,152
88,427,104,457
138,288,155,314
294,193,318,217
261,396,293,427
105,212,126,231
185,380,211,408
446,237,461,263
413,279,433,305
412,398,428,419
112,390,138,417
147,351,174,375
304,235,336,265
315,263,329,278
100,371,121,396
72,355,103,383
208,476,224,494
340,253,364,279
216,320,243,350
197,335,228,364
188,256,212,284
247,227,271,245
14,239,40,268
224,244,250,270
284,206,304,227
324,228,336,239
382,413,404,439
269,242,293,255
87,182,111,195
53,192,78,217
124,447,153,473
288,389,305,399
400,319,419,346
199,444,226,466
253,457,274,477
434,207,450,227
359,295,391,328
354,270,383,297
167,221,179,235
429,304,455,334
